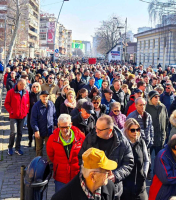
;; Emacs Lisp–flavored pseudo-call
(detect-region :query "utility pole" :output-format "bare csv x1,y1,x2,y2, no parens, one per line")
53,0,69,62
124,18,127,62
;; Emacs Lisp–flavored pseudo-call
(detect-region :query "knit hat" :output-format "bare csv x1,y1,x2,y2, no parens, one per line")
148,90,159,100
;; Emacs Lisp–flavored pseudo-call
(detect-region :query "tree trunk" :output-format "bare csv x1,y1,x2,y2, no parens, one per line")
6,0,20,66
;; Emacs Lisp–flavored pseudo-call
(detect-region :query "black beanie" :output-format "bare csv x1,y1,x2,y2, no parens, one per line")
148,90,159,100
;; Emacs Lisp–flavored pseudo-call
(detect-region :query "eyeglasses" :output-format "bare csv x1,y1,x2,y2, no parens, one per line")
59,125,71,129
113,110,120,113
154,96,160,98
96,127,110,132
130,128,140,133
49,77,54,79
166,87,171,89
93,102,99,104
33,86,39,88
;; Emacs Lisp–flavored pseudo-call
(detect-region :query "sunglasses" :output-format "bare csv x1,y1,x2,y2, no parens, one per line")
33,86,39,88
113,110,120,113
154,96,160,98
130,128,140,133
166,87,170,89
49,77,54,79
93,102,99,104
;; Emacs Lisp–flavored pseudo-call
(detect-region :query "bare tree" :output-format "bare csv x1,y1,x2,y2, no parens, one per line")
94,15,123,55
6,0,29,65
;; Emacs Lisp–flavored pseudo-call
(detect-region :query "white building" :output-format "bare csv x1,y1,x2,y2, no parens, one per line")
134,24,176,69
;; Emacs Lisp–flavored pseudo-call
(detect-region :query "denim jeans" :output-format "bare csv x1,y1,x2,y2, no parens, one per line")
54,180,66,193
9,118,25,150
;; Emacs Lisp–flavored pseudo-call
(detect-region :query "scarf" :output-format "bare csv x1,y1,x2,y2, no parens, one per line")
64,99,76,108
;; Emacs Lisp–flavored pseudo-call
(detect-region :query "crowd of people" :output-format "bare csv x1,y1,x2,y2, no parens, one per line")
3,57,176,200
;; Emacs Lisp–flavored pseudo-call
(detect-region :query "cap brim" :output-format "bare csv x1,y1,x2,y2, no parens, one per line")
86,109,94,114
101,159,117,170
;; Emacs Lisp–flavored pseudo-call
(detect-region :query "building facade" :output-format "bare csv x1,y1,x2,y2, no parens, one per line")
39,13,72,57
134,24,176,69
0,0,40,60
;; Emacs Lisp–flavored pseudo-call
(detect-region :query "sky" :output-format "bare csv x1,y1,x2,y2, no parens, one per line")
40,0,153,42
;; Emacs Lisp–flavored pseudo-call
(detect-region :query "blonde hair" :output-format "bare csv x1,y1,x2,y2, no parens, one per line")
121,84,128,89
123,118,140,141
170,110,176,127
66,90,75,98
31,82,41,92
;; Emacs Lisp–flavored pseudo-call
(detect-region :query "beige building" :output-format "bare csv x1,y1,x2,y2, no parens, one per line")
39,13,72,57
0,0,40,60
134,24,176,69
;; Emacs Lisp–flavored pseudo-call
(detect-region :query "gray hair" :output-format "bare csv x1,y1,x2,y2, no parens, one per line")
110,102,121,110
81,165,99,178
6,67,10,72
135,97,145,105
77,99,88,109
89,77,95,81
58,114,71,124
43,71,48,75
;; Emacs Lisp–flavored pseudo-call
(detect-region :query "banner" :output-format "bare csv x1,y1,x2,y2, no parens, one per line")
111,51,120,56
47,22,55,44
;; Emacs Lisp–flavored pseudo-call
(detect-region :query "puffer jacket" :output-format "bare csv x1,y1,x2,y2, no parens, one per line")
4,85,30,119
46,126,85,183
78,126,134,198
146,101,168,147
124,94,136,116
149,145,176,200
127,110,154,147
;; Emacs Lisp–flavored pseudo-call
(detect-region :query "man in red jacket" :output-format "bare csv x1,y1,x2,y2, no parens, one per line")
46,113,85,193
4,78,30,156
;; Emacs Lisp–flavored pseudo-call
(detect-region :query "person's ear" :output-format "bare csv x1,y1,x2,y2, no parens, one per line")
108,128,113,137
90,172,96,183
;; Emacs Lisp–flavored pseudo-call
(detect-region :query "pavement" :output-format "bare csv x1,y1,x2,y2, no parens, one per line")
0,89,153,200
0,90,55,200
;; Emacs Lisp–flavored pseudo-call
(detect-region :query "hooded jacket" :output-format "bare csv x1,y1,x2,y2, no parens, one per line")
78,126,134,198
160,91,174,112
46,126,85,184
146,100,168,147
149,145,176,200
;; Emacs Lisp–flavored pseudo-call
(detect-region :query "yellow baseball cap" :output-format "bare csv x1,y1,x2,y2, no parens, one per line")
82,148,117,170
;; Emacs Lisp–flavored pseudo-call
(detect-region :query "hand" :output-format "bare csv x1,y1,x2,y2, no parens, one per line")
108,171,116,183
54,126,57,130
35,131,40,139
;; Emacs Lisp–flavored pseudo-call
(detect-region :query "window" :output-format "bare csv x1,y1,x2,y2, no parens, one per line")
148,40,150,49
153,39,155,48
152,53,154,65
40,28,46,33
40,34,46,40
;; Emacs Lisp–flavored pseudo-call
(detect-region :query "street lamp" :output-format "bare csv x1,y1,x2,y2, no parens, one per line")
53,0,69,62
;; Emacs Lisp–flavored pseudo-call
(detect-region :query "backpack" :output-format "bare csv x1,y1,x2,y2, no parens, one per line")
0,63,4,73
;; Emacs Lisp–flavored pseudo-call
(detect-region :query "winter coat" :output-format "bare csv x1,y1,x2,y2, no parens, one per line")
122,138,149,200
83,84,96,94
78,126,134,198
72,113,95,136
101,98,115,114
168,96,176,116
91,104,107,122
46,126,85,183
70,108,80,118
3,72,9,86
124,94,136,116
146,101,168,147
6,78,16,91
149,145,176,200
109,111,126,130
160,91,174,112
127,110,154,147
51,173,116,200
112,88,125,113
145,83,153,94
4,85,30,119
55,94,66,118
30,100,57,137
70,78,85,94
81,75,90,84
41,83,60,103
60,102,74,115
94,77,103,89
